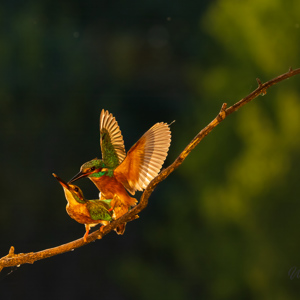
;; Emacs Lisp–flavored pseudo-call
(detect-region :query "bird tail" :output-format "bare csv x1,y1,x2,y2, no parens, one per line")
115,223,126,235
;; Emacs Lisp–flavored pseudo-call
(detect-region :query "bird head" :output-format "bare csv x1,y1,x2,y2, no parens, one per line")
69,158,107,183
53,173,86,204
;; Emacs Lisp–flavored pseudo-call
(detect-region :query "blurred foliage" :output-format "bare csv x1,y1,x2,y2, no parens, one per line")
1,0,300,299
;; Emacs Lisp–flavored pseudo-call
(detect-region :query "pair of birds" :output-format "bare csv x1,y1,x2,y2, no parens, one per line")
53,109,172,242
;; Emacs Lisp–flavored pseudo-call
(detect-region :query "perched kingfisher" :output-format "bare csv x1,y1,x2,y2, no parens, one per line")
53,173,113,242
69,109,172,234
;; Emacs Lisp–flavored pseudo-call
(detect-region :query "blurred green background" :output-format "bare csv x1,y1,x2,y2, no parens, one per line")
1,0,300,299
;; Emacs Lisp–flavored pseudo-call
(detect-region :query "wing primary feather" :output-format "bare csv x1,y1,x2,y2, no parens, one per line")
115,121,171,193
100,110,126,167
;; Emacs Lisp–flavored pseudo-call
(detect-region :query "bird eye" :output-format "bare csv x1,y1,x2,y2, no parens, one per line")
90,166,96,171
74,187,79,192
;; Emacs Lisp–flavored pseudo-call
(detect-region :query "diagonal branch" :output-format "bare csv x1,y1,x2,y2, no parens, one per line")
1,67,300,272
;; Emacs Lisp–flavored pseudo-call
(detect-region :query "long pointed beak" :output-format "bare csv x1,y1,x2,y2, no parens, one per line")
53,173,70,190
69,170,87,183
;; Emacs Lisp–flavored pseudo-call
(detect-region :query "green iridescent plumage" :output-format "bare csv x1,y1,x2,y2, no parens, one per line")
99,111,126,169
87,199,112,221
100,129,121,168
81,158,105,170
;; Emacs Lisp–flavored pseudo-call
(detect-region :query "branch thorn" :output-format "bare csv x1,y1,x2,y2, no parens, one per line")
221,103,227,111
217,103,227,120
256,78,263,86
8,246,15,257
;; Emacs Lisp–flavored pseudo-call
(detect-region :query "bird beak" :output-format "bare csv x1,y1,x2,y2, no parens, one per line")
68,170,87,183
53,173,70,190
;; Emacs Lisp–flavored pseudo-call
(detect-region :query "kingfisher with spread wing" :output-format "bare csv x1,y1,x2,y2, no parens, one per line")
69,109,171,234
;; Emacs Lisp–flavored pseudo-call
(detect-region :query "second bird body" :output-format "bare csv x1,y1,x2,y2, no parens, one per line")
53,173,112,241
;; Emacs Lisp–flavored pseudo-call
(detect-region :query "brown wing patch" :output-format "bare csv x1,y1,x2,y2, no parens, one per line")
114,122,171,194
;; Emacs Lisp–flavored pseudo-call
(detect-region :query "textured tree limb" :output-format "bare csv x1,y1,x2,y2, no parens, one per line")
1,67,300,272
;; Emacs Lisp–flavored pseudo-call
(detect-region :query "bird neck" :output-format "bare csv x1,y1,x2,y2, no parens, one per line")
63,189,85,205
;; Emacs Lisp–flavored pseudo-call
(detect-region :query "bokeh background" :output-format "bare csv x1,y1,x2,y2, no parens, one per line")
1,0,300,299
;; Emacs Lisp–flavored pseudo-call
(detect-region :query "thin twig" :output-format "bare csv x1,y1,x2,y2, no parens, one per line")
1,67,300,272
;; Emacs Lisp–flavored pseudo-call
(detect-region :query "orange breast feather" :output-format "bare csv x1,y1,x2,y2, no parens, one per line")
90,175,137,207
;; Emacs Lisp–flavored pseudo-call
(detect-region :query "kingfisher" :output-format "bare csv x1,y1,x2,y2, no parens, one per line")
53,173,113,242
69,109,172,234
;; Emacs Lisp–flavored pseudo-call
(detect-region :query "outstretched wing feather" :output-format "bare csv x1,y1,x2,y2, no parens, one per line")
100,109,126,168
114,122,171,194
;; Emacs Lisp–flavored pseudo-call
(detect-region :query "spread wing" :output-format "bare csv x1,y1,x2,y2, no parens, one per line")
100,109,126,168
86,200,112,221
114,122,171,195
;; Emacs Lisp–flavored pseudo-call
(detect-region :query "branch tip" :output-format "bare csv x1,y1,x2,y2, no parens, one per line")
9,246,15,256
221,103,227,111
256,78,263,86
216,103,227,120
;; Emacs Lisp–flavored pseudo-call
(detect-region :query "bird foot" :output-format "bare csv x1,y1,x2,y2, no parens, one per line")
108,202,117,212
83,226,90,242
97,225,105,239
83,234,88,243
